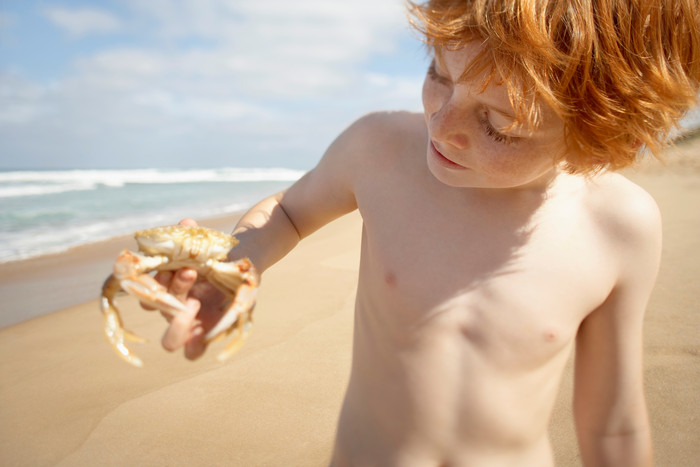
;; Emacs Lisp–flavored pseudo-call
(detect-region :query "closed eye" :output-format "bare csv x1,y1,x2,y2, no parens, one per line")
478,110,521,145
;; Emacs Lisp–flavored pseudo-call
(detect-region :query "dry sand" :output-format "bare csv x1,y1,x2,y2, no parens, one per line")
1,139,699,466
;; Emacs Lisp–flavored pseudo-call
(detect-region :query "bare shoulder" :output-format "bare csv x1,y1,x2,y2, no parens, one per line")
348,111,426,157
583,171,662,282
314,110,426,188
352,110,425,138
584,172,661,247
319,111,425,176
280,111,426,236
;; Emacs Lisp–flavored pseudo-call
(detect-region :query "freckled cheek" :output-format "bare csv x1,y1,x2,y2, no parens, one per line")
474,146,532,178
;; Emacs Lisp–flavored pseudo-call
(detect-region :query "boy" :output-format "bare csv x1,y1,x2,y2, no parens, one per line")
153,1,700,465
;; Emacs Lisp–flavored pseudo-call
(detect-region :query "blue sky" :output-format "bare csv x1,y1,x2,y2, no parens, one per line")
0,0,428,169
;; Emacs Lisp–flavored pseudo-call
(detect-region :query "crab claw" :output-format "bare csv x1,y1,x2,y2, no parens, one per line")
205,283,258,362
120,273,190,318
114,250,189,318
101,275,147,367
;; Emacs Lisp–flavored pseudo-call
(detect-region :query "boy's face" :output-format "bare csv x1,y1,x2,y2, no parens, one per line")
422,44,567,190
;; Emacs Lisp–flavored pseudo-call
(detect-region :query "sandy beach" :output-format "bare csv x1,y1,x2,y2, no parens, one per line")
1,139,699,466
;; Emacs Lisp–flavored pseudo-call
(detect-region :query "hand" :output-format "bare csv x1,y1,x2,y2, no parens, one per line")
146,218,228,360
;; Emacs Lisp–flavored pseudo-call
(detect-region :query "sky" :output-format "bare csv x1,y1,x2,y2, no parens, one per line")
1,1,698,171
0,0,428,170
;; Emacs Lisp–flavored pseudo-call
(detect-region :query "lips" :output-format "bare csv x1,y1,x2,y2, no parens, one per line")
429,140,467,169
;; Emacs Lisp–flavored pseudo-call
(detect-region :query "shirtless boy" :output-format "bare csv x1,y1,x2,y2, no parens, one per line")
152,1,700,465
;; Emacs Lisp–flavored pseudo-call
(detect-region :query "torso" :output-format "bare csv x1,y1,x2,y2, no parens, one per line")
330,112,628,466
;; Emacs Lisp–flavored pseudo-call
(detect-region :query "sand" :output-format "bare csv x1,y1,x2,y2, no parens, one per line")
1,139,699,466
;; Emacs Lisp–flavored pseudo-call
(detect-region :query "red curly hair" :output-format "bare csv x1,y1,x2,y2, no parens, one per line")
409,0,700,173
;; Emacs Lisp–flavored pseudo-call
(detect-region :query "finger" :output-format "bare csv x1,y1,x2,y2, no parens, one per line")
169,267,197,303
154,270,173,287
179,218,198,227
184,326,208,360
140,270,172,311
161,297,200,351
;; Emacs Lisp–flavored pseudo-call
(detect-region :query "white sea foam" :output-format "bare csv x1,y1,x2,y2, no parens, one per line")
0,167,305,186
0,182,97,198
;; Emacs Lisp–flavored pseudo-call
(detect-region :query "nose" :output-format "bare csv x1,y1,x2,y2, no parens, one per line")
428,100,470,150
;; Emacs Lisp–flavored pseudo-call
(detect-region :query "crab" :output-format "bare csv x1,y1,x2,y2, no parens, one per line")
100,225,259,367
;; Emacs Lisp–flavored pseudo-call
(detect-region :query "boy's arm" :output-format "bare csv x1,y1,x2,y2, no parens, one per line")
158,114,375,357
227,114,369,272
573,188,661,467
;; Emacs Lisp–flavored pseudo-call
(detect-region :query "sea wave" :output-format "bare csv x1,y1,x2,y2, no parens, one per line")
0,182,97,198
0,167,306,198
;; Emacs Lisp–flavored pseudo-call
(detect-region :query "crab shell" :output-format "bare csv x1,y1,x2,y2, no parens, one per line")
134,225,237,263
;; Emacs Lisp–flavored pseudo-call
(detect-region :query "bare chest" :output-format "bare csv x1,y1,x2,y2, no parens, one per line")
355,186,613,368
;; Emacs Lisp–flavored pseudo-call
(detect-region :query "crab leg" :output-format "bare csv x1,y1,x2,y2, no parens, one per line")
101,274,147,367
115,250,190,318
120,273,190,318
205,283,258,362
206,257,258,291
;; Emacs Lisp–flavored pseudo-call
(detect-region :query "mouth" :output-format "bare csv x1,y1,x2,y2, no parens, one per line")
429,140,468,170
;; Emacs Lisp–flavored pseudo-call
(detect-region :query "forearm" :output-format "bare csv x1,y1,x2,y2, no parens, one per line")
578,427,653,467
228,191,301,274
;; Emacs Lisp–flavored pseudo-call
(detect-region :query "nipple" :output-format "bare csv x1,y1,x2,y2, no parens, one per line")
543,329,559,343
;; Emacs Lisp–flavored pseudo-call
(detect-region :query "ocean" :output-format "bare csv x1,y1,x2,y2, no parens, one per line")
0,168,305,263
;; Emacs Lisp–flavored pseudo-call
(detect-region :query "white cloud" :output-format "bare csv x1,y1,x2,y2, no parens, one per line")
113,0,411,98
76,48,166,79
43,7,123,38
63,0,419,102
132,90,270,121
1,0,425,169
